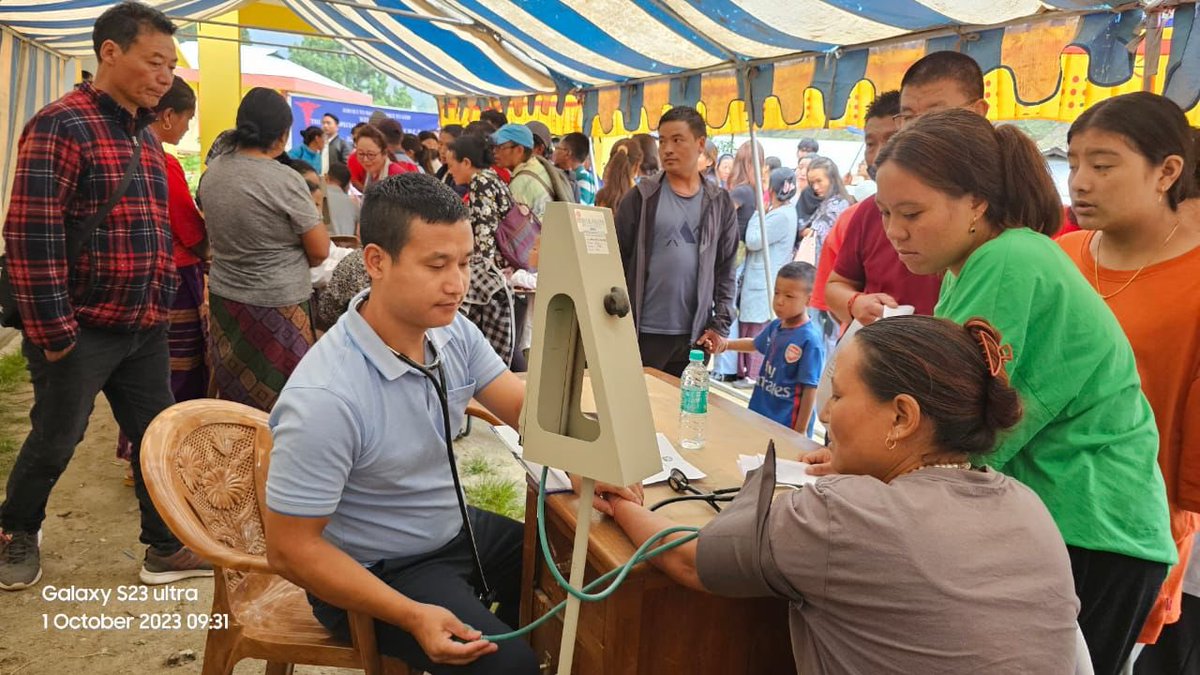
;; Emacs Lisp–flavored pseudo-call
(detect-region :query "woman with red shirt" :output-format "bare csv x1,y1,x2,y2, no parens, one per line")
354,125,410,190
116,76,209,468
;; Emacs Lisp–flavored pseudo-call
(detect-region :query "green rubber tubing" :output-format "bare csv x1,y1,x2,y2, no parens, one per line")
482,467,701,641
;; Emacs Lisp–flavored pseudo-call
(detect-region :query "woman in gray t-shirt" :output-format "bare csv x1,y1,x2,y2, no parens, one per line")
197,88,329,412
600,316,1081,674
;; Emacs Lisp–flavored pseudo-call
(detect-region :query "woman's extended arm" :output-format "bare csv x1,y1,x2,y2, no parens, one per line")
600,497,704,591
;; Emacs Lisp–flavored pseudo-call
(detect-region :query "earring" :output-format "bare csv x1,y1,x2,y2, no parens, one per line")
885,429,897,451
969,213,980,235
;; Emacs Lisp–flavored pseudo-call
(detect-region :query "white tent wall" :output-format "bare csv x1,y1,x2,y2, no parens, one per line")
0,27,74,248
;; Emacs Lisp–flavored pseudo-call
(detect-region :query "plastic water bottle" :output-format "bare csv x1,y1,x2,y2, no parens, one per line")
679,349,709,450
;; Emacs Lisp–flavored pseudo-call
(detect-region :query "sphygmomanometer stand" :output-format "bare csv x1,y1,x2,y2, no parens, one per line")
519,203,663,675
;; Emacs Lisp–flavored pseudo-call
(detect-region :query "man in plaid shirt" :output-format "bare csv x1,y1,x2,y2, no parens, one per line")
0,2,211,590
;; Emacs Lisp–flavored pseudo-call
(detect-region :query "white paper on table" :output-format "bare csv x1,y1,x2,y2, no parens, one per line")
737,454,821,487
491,426,572,493
642,434,707,485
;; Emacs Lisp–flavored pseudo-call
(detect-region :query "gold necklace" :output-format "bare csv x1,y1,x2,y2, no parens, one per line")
1093,221,1181,299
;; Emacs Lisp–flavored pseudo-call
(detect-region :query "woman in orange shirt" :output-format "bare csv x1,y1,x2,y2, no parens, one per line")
1059,92,1200,671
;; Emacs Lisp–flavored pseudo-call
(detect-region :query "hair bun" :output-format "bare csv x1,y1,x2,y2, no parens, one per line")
963,317,1022,433
964,318,1012,379
235,120,264,145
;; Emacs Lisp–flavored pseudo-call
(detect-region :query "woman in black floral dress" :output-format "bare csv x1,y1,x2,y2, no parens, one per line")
445,133,516,363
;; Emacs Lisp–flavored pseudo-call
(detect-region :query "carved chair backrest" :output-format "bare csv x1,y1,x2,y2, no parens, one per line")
141,400,276,612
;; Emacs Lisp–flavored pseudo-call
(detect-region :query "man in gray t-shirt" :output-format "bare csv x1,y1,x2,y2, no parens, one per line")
640,187,702,335
614,107,740,377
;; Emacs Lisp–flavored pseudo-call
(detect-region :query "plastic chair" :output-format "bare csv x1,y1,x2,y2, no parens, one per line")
140,399,416,675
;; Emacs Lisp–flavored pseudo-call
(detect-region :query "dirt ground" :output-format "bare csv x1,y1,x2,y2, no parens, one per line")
0,332,523,675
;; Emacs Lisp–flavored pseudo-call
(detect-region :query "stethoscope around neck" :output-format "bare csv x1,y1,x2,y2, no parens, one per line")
392,337,494,604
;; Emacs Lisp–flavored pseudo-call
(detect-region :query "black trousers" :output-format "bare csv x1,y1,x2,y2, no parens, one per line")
1070,545,1169,675
637,332,697,378
1135,592,1200,675
1,325,179,550
310,508,538,675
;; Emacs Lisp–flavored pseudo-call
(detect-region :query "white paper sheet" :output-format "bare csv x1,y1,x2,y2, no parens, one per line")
642,434,706,485
737,454,822,487
491,426,573,493
493,428,704,490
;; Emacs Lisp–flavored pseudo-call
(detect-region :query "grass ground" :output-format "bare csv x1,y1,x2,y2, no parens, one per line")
0,350,30,475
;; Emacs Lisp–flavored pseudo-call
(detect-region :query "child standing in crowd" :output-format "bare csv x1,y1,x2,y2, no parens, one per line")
716,262,825,437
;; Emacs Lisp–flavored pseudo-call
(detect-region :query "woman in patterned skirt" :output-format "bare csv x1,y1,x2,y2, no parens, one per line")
196,88,330,411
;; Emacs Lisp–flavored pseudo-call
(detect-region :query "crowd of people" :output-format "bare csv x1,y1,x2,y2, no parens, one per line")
0,2,1198,675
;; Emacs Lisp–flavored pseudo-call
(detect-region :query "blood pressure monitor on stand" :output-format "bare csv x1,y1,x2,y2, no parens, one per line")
484,202,703,674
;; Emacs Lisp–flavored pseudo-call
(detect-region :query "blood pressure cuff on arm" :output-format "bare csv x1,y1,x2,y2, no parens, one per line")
695,442,800,601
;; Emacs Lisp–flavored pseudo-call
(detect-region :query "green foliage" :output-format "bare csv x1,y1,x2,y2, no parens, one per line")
465,476,524,521
0,352,27,393
461,453,493,478
178,153,202,193
287,37,414,109
0,352,29,476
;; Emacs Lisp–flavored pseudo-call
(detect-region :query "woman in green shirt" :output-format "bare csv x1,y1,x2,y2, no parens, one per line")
862,108,1172,675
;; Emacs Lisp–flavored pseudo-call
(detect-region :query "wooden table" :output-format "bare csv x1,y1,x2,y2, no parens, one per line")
519,369,820,674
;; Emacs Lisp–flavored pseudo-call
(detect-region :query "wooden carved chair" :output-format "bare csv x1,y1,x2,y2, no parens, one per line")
331,235,362,249
140,399,416,675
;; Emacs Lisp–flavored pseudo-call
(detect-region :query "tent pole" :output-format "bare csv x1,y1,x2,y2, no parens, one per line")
743,66,775,314
1141,9,1164,92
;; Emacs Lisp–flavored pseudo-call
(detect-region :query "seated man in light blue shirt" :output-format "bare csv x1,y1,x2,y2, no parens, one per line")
265,173,640,674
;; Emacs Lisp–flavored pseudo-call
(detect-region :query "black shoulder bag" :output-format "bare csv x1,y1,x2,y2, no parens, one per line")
0,136,144,329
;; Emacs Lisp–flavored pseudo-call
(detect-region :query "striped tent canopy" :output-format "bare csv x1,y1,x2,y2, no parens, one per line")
1,1,1112,90
1,0,1198,132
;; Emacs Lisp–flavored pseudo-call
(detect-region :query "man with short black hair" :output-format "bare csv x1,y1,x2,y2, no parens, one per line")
1,0,209,590
554,132,596,205
614,106,739,377
796,137,820,167
894,50,987,126
321,112,352,170
809,90,902,357
265,173,637,674
375,118,421,174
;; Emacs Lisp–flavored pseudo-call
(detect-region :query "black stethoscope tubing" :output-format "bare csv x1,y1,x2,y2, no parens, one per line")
651,468,740,513
394,340,494,603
